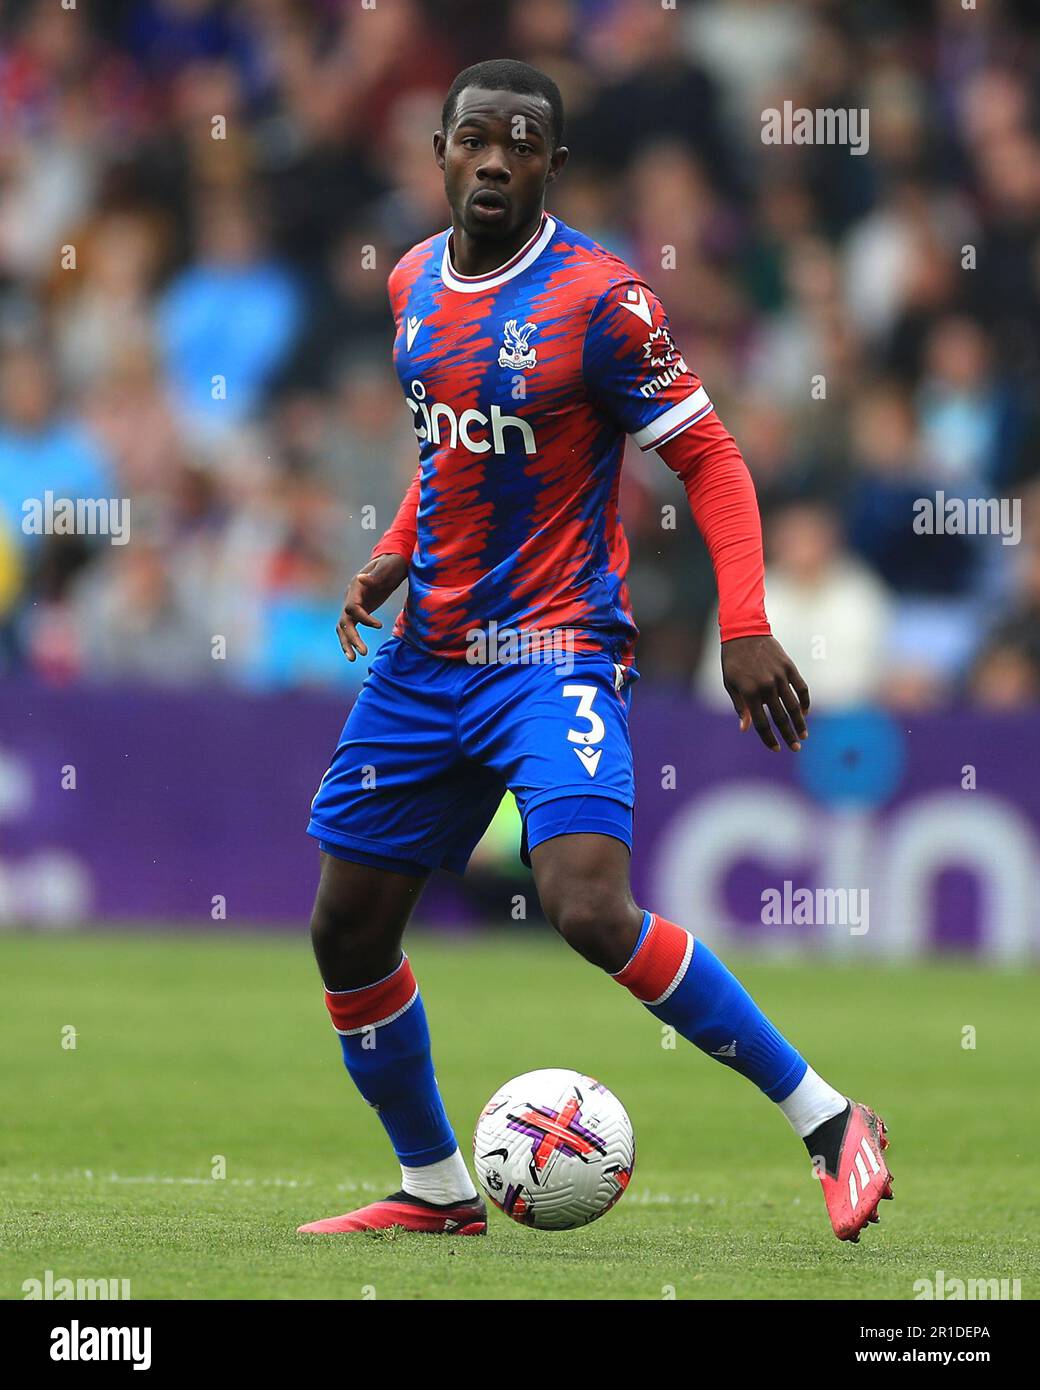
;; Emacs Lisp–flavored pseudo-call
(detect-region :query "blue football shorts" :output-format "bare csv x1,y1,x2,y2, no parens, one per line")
307,635,637,878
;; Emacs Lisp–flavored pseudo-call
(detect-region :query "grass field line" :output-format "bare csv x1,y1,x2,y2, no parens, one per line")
15,1170,796,1209
21,1170,373,1192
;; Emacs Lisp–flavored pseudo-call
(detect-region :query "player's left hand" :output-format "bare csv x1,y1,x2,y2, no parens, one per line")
720,635,810,752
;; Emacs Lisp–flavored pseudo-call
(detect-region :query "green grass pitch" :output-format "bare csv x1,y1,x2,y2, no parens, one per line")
2,930,1037,1300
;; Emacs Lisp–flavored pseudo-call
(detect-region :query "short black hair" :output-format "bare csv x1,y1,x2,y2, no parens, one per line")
441,59,564,151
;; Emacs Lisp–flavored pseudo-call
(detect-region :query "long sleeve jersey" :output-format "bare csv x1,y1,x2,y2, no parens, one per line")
370,212,770,666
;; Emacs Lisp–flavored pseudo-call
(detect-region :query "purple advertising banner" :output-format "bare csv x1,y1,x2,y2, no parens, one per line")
1,679,1038,957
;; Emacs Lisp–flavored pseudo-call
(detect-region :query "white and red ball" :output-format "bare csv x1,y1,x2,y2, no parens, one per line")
473,1068,635,1230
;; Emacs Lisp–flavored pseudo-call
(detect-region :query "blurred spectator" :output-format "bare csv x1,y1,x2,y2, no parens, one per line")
73,537,214,685
0,0,1036,708
695,500,893,708
966,484,1040,708
917,317,1021,493
0,514,23,671
156,190,301,433
274,221,398,393
844,381,974,598
969,630,1040,709
0,345,113,545
50,208,169,393
843,380,988,696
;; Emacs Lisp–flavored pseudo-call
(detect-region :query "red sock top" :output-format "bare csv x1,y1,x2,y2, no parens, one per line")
612,915,693,1005
324,956,418,1034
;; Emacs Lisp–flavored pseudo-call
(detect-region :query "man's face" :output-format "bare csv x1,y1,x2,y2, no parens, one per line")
434,87,567,241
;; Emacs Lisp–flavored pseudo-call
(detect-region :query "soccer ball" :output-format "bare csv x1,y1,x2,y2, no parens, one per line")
472,1068,635,1229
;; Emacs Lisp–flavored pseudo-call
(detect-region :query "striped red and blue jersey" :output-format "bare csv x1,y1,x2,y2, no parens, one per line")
372,212,766,664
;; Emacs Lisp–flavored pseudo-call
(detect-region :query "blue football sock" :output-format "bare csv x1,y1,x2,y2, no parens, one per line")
612,911,807,1101
323,955,458,1166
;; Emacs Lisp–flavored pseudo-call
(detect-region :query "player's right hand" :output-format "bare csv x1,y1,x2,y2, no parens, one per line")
336,553,409,660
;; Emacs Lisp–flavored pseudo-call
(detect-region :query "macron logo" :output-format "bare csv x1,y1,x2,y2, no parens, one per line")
574,746,602,777
406,315,423,350
620,287,653,326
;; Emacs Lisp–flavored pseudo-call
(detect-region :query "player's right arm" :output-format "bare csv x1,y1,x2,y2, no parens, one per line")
338,257,427,661
336,465,419,661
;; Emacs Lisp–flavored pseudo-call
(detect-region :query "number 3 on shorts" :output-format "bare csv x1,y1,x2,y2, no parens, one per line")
562,684,605,747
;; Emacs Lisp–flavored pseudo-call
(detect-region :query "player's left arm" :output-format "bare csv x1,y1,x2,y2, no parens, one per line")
657,416,809,752
582,281,809,751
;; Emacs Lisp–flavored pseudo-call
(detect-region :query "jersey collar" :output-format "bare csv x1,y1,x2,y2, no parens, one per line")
440,213,556,293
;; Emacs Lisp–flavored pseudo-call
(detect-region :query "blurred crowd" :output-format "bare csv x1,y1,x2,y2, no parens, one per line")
1,0,1039,708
